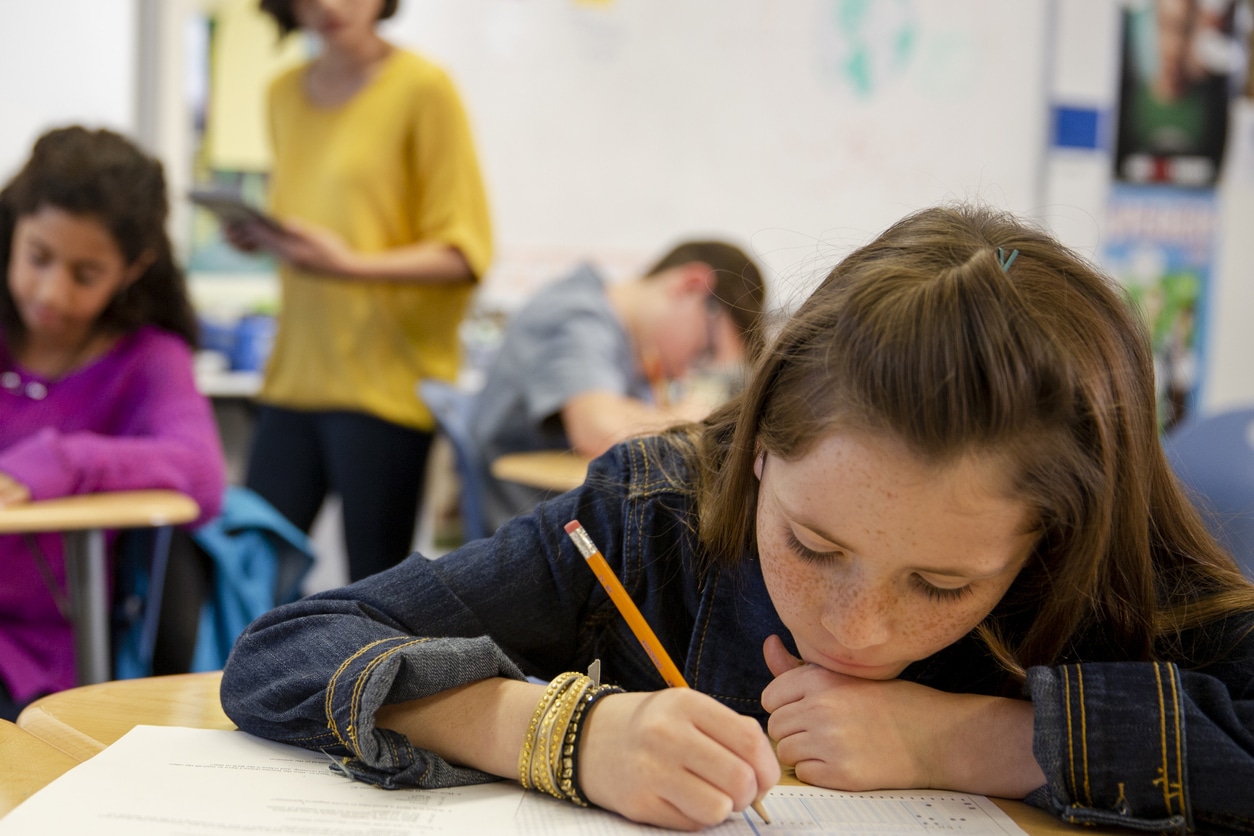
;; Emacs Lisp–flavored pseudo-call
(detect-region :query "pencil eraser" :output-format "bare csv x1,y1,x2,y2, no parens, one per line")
564,520,582,534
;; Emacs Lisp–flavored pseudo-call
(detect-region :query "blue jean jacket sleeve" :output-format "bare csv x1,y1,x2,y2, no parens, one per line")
221,596,525,789
221,444,641,790
1027,660,1254,834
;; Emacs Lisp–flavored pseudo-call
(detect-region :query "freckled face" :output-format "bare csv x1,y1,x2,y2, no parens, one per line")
755,430,1037,680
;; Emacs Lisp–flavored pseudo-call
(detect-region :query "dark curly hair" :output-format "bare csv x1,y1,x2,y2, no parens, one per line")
0,125,197,347
259,0,400,38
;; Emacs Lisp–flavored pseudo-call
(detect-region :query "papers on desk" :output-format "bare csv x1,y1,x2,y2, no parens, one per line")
0,725,1028,835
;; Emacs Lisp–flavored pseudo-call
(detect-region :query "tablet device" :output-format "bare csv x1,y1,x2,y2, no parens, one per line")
188,189,283,232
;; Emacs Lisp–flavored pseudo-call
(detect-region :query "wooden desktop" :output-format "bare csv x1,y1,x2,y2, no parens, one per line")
489,449,590,493
8,671,1100,834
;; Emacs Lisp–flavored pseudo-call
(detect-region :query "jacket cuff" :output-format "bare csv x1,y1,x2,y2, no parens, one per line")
1026,663,1191,833
324,635,525,789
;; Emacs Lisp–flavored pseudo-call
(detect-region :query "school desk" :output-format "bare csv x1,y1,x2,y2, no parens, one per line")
489,450,591,493
0,490,200,686
0,720,78,818
11,671,1107,835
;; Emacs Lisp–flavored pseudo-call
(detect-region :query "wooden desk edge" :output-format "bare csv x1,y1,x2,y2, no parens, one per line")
489,450,589,494
17,672,234,763
0,721,79,818
0,490,199,533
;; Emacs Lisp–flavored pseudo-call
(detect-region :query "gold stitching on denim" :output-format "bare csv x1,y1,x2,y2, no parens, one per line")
1152,661,1173,815
1077,665,1092,806
348,638,432,753
1167,662,1187,818
690,570,721,686
1062,665,1079,802
326,637,408,747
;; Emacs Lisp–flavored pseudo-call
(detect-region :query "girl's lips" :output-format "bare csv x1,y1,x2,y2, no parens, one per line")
808,648,898,679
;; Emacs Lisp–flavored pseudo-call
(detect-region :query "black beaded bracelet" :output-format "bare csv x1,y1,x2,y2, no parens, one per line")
561,684,624,807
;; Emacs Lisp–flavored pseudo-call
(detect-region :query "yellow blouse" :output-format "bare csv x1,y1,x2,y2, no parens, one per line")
260,49,493,430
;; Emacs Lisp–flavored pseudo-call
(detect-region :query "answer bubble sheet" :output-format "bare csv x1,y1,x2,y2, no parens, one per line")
0,726,1026,835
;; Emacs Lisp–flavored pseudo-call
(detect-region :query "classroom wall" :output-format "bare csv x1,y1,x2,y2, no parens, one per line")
0,0,138,182
0,0,1250,414
386,0,1051,312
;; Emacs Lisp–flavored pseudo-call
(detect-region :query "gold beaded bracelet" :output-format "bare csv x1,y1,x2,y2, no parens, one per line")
518,668,623,807
519,671,581,790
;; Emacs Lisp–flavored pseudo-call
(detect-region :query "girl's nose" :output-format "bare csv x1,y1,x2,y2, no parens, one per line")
820,582,893,651
32,266,72,308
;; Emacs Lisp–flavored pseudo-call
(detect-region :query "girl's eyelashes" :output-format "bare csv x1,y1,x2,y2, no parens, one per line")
783,526,976,602
784,529,839,564
911,575,974,602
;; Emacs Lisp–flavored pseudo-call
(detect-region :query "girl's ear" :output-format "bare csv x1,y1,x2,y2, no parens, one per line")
754,450,765,480
666,262,715,299
122,249,157,288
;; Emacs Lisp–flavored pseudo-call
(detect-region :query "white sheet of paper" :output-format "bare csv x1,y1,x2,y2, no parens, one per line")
0,726,1027,835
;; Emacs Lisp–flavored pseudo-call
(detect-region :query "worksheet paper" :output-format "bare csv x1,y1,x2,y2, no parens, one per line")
0,726,1028,835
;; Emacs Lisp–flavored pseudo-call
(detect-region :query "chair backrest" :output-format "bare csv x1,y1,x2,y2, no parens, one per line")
419,379,490,542
1163,406,1254,580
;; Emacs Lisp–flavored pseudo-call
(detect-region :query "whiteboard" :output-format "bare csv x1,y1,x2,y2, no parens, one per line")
0,0,138,184
389,0,1050,307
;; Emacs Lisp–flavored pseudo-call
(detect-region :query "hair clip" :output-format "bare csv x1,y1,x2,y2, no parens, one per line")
997,248,1020,273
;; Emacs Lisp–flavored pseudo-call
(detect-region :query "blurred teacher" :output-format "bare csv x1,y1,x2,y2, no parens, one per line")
229,0,493,581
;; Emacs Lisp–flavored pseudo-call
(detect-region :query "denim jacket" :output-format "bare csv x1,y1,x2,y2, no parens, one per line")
221,436,1254,834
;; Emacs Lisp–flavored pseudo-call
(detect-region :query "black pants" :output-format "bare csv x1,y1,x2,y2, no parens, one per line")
245,406,434,582
0,677,32,722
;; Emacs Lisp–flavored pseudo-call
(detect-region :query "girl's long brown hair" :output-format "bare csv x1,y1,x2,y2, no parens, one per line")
679,203,1254,678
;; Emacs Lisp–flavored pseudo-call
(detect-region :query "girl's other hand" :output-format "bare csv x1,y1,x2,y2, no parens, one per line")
761,634,934,790
579,689,779,831
760,634,1043,798
0,472,32,507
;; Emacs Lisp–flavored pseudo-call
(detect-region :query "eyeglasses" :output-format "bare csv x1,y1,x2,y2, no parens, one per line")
694,298,724,368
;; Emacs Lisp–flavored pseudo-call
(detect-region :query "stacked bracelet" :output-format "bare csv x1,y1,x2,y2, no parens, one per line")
518,670,623,807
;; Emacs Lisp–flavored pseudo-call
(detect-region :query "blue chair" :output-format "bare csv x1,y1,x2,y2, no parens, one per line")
419,379,490,542
1163,407,1254,580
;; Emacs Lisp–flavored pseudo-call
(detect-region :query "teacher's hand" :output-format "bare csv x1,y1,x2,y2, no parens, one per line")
262,218,362,278
580,689,779,831
0,472,32,507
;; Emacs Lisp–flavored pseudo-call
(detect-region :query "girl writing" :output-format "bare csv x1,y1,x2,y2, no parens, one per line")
221,204,1254,832
1,126,226,720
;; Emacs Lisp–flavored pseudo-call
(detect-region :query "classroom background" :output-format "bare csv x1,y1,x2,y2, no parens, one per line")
4,0,1253,584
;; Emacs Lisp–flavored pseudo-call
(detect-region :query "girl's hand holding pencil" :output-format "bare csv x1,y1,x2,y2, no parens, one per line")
577,687,781,831
566,520,778,829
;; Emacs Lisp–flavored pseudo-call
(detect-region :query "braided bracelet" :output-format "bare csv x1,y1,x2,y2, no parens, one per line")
518,670,624,806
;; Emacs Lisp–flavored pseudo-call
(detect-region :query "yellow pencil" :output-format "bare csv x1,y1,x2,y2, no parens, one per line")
564,519,772,825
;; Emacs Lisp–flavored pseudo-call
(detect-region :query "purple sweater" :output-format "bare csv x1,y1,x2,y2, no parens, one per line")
0,325,226,703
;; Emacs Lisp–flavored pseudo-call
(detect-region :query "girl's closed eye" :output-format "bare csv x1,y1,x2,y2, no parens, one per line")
785,528,840,564
785,527,975,602
24,245,51,267
910,575,974,603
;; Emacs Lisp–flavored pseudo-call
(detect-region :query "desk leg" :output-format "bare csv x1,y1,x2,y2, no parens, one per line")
62,529,111,685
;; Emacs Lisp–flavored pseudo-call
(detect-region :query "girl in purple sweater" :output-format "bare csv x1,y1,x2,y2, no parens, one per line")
0,126,226,720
